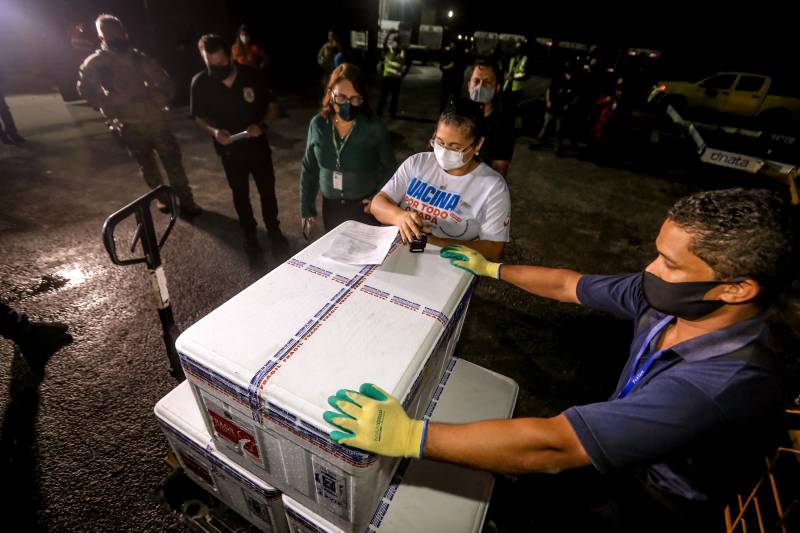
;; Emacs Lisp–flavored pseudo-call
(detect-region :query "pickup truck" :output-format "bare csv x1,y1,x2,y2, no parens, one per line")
648,72,800,130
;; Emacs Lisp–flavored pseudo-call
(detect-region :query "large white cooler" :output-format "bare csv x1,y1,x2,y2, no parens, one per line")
175,222,475,531
282,358,519,532
154,381,289,533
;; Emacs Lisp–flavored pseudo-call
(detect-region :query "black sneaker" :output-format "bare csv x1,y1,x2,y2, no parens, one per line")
0,132,13,145
15,322,73,378
179,199,202,219
267,229,289,258
8,133,25,144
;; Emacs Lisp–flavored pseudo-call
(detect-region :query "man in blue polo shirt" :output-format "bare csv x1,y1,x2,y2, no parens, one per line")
323,188,797,531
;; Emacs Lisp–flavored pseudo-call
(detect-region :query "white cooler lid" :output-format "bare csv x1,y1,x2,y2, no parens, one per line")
154,382,212,446
175,222,473,434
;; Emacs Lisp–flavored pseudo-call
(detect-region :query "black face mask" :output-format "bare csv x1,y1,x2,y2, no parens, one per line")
642,271,730,321
335,102,359,121
105,38,130,53
208,63,232,80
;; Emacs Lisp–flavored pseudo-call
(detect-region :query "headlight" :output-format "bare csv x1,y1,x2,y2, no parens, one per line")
647,85,665,102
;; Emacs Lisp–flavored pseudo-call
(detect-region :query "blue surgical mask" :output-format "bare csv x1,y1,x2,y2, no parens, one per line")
336,102,359,122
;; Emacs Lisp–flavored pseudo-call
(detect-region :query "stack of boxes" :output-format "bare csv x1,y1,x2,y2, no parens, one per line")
153,222,518,532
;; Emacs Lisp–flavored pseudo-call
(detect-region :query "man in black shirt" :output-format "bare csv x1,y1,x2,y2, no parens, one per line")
439,41,463,112
465,60,515,176
534,64,578,153
190,34,288,255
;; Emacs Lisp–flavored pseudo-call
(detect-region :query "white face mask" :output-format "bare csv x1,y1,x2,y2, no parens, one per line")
432,142,472,171
469,84,495,104
240,34,250,44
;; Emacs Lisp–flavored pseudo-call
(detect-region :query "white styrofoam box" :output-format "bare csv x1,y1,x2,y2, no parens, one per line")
154,381,289,533
283,358,519,533
175,221,475,531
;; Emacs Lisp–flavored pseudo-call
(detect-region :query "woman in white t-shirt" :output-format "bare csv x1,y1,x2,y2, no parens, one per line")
370,100,511,261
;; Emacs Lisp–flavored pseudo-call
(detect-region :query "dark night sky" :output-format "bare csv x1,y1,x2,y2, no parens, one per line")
3,1,797,89
245,1,797,83
232,1,798,81
440,1,796,76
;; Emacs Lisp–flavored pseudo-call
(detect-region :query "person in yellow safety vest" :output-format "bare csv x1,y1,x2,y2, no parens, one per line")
377,30,405,118
502,41,528,121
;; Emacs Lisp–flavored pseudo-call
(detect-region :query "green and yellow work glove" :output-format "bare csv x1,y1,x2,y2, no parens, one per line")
324,383,428,458
439,244,502,279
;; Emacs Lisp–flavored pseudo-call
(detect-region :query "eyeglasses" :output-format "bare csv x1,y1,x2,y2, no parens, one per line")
330,91,364,106
429,138,474,153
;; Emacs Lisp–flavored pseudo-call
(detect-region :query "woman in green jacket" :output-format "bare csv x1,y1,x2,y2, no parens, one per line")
300,63,397,235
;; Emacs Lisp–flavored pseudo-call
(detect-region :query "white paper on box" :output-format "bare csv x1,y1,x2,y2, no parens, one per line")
320,223,398,265
283,358,519,533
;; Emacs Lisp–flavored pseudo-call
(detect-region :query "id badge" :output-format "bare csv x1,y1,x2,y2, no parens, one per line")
332,171,343,191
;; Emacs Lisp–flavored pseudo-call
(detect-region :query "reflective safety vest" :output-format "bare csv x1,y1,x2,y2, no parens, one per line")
383,50,403,78
503,55,528,92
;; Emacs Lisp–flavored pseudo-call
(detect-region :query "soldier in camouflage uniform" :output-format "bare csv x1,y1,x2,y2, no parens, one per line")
78,14,201,216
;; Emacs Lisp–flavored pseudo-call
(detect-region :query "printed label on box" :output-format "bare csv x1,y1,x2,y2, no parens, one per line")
208,408,261,459
312,458,349,518
243,490,272,525
178,451,215,488
287,509,327,533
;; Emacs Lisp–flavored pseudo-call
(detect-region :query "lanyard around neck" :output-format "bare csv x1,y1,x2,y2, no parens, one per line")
617,314,674,399
331,119,356,170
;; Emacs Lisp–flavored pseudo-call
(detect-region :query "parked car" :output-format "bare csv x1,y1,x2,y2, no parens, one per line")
648,72,800,131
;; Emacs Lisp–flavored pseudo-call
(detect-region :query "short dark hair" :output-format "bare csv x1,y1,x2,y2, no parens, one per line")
197,34,230,57
668,188,798,303
438,97,485,143
471,59,502,86
95,14,124,37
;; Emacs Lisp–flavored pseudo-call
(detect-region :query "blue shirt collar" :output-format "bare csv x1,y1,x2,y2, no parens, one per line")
646,309,770,362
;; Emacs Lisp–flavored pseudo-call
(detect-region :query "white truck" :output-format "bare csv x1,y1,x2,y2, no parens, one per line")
648,72,800,130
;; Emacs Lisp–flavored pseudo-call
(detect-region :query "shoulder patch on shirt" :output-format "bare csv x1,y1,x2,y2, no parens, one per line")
243,87,255,103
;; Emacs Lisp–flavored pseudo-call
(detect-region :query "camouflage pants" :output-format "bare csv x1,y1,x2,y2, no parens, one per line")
117,123,194,202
